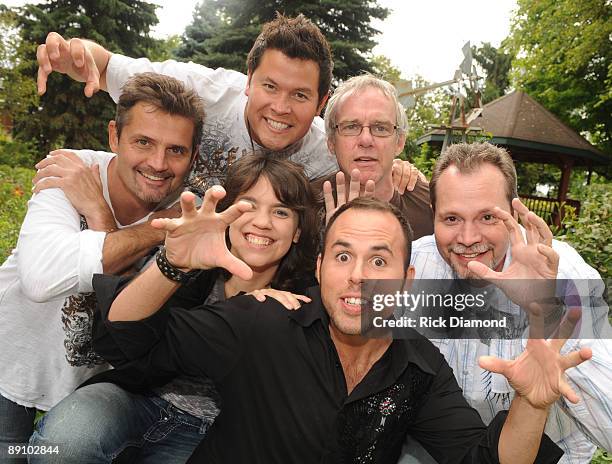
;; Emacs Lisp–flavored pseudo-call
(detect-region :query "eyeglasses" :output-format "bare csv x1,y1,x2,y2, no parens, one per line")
334,121,398,138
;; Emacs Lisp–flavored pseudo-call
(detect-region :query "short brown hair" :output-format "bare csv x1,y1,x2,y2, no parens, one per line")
321,197,414,271
246,13,333,104
218,153,318,291
430,142,518,211
115,73,205,156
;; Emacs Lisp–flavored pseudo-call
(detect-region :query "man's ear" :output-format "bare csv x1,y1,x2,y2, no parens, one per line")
404,265,415,285
395,132,407,157
327,136,335,156
315,254,322,283
245,72,252,97
316,92,329,115
108,121,119,153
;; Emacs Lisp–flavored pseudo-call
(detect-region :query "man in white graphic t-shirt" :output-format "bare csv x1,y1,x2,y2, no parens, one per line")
0,72,204,457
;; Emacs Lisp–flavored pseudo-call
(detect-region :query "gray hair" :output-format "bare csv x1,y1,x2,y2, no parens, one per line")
324,74,408,141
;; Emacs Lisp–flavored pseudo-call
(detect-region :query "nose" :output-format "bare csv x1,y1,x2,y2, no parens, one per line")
251,208,273,230
348,259,366,286
457,222,482,247
270,93,291,115
357,126,374,146
148,147,169,172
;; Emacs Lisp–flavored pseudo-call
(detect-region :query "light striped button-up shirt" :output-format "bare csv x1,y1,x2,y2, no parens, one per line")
404,234,612,464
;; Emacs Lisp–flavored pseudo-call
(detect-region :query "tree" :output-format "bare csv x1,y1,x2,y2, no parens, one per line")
0,7,38,128
471,41,512,104
175,0,389,81
13,0,160,158
370,55,401,83
507,0,611,154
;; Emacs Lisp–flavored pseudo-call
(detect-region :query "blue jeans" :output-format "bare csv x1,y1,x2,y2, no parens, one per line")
29,383,210,464
0,393,37,463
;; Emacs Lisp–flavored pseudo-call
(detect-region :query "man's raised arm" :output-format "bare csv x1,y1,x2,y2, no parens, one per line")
37,32,111,96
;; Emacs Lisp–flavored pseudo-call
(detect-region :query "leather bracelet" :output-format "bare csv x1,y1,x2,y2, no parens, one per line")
155,246,199,284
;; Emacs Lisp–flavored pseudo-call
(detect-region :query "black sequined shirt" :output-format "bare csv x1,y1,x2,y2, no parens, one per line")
93,279,562,464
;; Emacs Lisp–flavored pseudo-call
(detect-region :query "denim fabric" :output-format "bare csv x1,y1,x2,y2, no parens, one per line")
0,393,37,463
29,383,209,464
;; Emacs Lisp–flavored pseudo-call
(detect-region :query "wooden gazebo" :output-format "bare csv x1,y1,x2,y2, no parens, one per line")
417,90,610,225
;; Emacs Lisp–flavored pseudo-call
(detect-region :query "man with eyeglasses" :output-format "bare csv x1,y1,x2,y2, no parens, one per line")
319,74,434,239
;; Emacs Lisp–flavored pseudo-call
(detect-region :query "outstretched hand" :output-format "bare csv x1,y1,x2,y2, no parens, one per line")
151,187,253,280
37,32,101,97
466,198,558,308
479,308,592,408
323,169,375,224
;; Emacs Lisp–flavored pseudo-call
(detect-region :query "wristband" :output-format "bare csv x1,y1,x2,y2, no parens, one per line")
155,246,199,284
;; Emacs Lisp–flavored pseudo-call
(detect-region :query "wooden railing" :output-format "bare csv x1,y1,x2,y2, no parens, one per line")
519,194,581,228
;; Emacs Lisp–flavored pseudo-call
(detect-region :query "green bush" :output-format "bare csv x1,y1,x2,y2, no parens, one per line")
0,130,38,167
0,164,34,263
556,183,611,280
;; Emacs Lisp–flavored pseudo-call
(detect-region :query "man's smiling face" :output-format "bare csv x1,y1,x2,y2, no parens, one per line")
109,102,194,208
244,49,327,151
433,163,511,279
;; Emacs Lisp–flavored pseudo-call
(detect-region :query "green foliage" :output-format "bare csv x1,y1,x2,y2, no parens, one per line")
0,164,34,264
408,143,438,179
12,0,160,158
0,6,39,152
556,183,611,280
515,162,560,196
0,129,37,167
147,35,181,62
507,0,612,154
175,0,389,81
370,55,401,82
470,42,513,104
402,75,451,160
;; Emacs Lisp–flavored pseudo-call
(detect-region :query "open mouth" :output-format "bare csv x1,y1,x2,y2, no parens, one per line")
340,296,371,314
244,233,274,248
265,118,291,131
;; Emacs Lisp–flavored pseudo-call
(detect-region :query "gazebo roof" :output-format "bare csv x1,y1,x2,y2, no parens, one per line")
417,90,609,166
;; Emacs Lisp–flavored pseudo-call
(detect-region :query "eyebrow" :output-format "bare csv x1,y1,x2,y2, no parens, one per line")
331,241,393,255
263,77,314,95
238,195,289,209
337,118,394,125
436,208,496,217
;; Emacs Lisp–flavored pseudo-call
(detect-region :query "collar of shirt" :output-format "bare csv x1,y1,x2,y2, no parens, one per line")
288,286,438,382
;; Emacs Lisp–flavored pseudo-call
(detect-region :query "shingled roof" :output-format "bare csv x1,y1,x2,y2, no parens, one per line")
417,90,609,166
